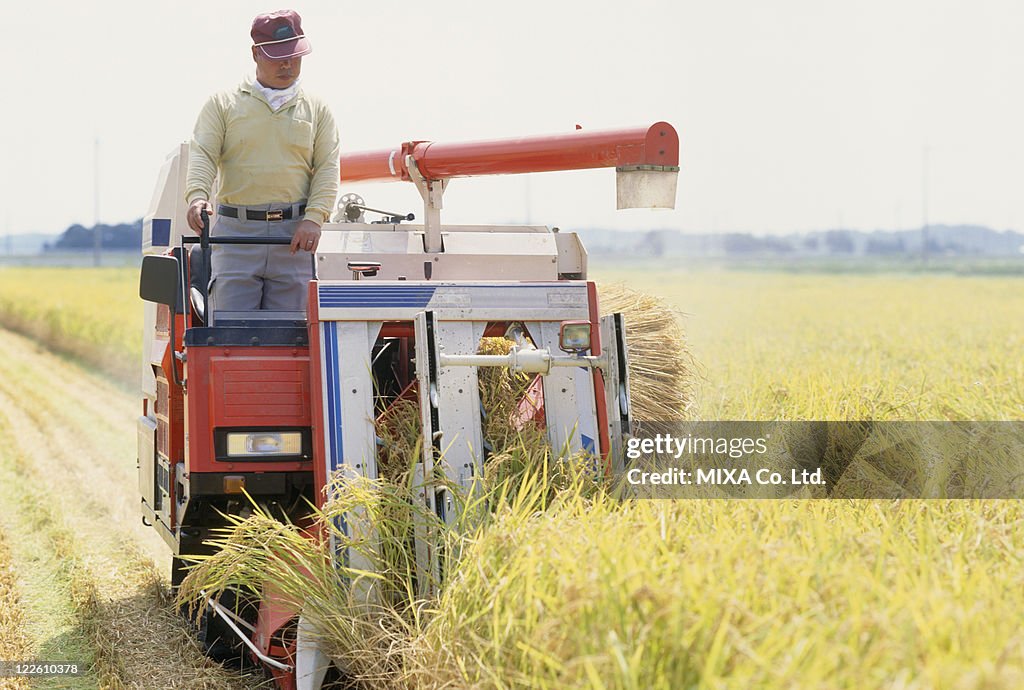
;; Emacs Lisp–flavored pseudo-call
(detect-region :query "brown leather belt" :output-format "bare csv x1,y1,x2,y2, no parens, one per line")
218,204,306,221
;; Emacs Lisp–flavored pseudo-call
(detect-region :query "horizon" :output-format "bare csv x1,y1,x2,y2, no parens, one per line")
10,219,1024,241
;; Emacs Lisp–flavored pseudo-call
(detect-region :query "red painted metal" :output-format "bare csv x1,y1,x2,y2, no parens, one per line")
340,122,678,183
185,346,314,475
254,583,301,657
254,581,302,690
371,321,510,339
587,281,613,474
158,318,186,528
513,376,545,430
307,281,330,510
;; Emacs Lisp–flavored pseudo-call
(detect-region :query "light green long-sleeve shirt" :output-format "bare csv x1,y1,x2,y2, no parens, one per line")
185,78,340,226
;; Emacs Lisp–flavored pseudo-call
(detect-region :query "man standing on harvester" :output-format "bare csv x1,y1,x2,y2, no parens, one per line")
184,9,340,313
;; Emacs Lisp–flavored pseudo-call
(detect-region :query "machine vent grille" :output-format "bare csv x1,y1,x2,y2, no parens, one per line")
157,418,169,456
217,365,310,422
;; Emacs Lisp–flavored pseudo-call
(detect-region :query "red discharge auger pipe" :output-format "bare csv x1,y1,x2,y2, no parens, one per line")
339,121,679,183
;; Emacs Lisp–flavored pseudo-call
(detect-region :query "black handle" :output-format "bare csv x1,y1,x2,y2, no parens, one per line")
200,209,210,249
183,236,293,245
200,210,211,323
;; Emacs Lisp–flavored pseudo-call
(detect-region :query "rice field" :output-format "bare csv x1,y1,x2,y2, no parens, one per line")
1,264,1021,419
600,267,1024,421
0,267,138,384
0,263,1022,688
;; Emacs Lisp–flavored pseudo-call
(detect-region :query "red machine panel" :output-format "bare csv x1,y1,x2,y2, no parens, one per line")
185,346,314,474
216,360,311,423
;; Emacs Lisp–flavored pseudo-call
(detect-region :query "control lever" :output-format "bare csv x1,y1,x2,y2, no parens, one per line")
343,201,414,224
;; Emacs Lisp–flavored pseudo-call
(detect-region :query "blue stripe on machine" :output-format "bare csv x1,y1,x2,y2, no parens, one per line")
319,285,437,308
323,322,351,563
318,284,587,309
581,434,595,454
324,322,340,474
151,218,171,247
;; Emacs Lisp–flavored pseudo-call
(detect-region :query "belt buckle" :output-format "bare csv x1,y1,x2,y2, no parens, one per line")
266,209,284,222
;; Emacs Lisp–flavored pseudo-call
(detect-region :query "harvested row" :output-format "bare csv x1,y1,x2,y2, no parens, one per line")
0,531,30,690
0,405,103,690
0,327,256,689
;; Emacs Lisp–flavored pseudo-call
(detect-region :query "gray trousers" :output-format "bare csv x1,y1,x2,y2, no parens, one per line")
208,201,316,314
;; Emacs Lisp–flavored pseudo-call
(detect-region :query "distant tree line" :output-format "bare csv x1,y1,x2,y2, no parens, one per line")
587,225,1024,258
40,219,1024,258
45,220,143,251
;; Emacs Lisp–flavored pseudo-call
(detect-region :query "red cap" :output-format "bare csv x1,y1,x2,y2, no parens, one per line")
251,10,312,60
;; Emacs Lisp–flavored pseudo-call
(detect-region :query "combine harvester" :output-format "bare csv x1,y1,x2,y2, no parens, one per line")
137,122,679,688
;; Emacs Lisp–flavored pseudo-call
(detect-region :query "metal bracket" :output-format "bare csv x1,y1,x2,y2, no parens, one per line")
405,155,447,253
600,313,633,471
201,591,292,672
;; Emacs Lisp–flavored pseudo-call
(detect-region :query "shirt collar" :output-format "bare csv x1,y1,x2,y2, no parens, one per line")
243,75,302,111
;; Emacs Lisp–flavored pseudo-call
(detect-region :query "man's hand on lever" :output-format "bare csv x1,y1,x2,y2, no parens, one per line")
187,199,214,234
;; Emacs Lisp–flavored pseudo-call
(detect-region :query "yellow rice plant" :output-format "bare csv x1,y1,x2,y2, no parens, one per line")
177,469,1024,689
0,266,140,384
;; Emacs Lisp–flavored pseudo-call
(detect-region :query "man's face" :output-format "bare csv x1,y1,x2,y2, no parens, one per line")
252,47,302,89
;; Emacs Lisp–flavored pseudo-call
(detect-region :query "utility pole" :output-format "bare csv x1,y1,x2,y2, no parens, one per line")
921,144,929,266
94,137,101,267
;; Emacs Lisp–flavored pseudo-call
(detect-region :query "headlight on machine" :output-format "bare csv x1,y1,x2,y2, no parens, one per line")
559,320,592,353
226,431,303,457
215,428,311,462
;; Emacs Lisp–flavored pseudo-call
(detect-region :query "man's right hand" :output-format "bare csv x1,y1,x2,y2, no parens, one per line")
186,199,214,234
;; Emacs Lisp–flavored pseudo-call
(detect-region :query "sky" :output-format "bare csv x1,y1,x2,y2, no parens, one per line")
2,0,1024,237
